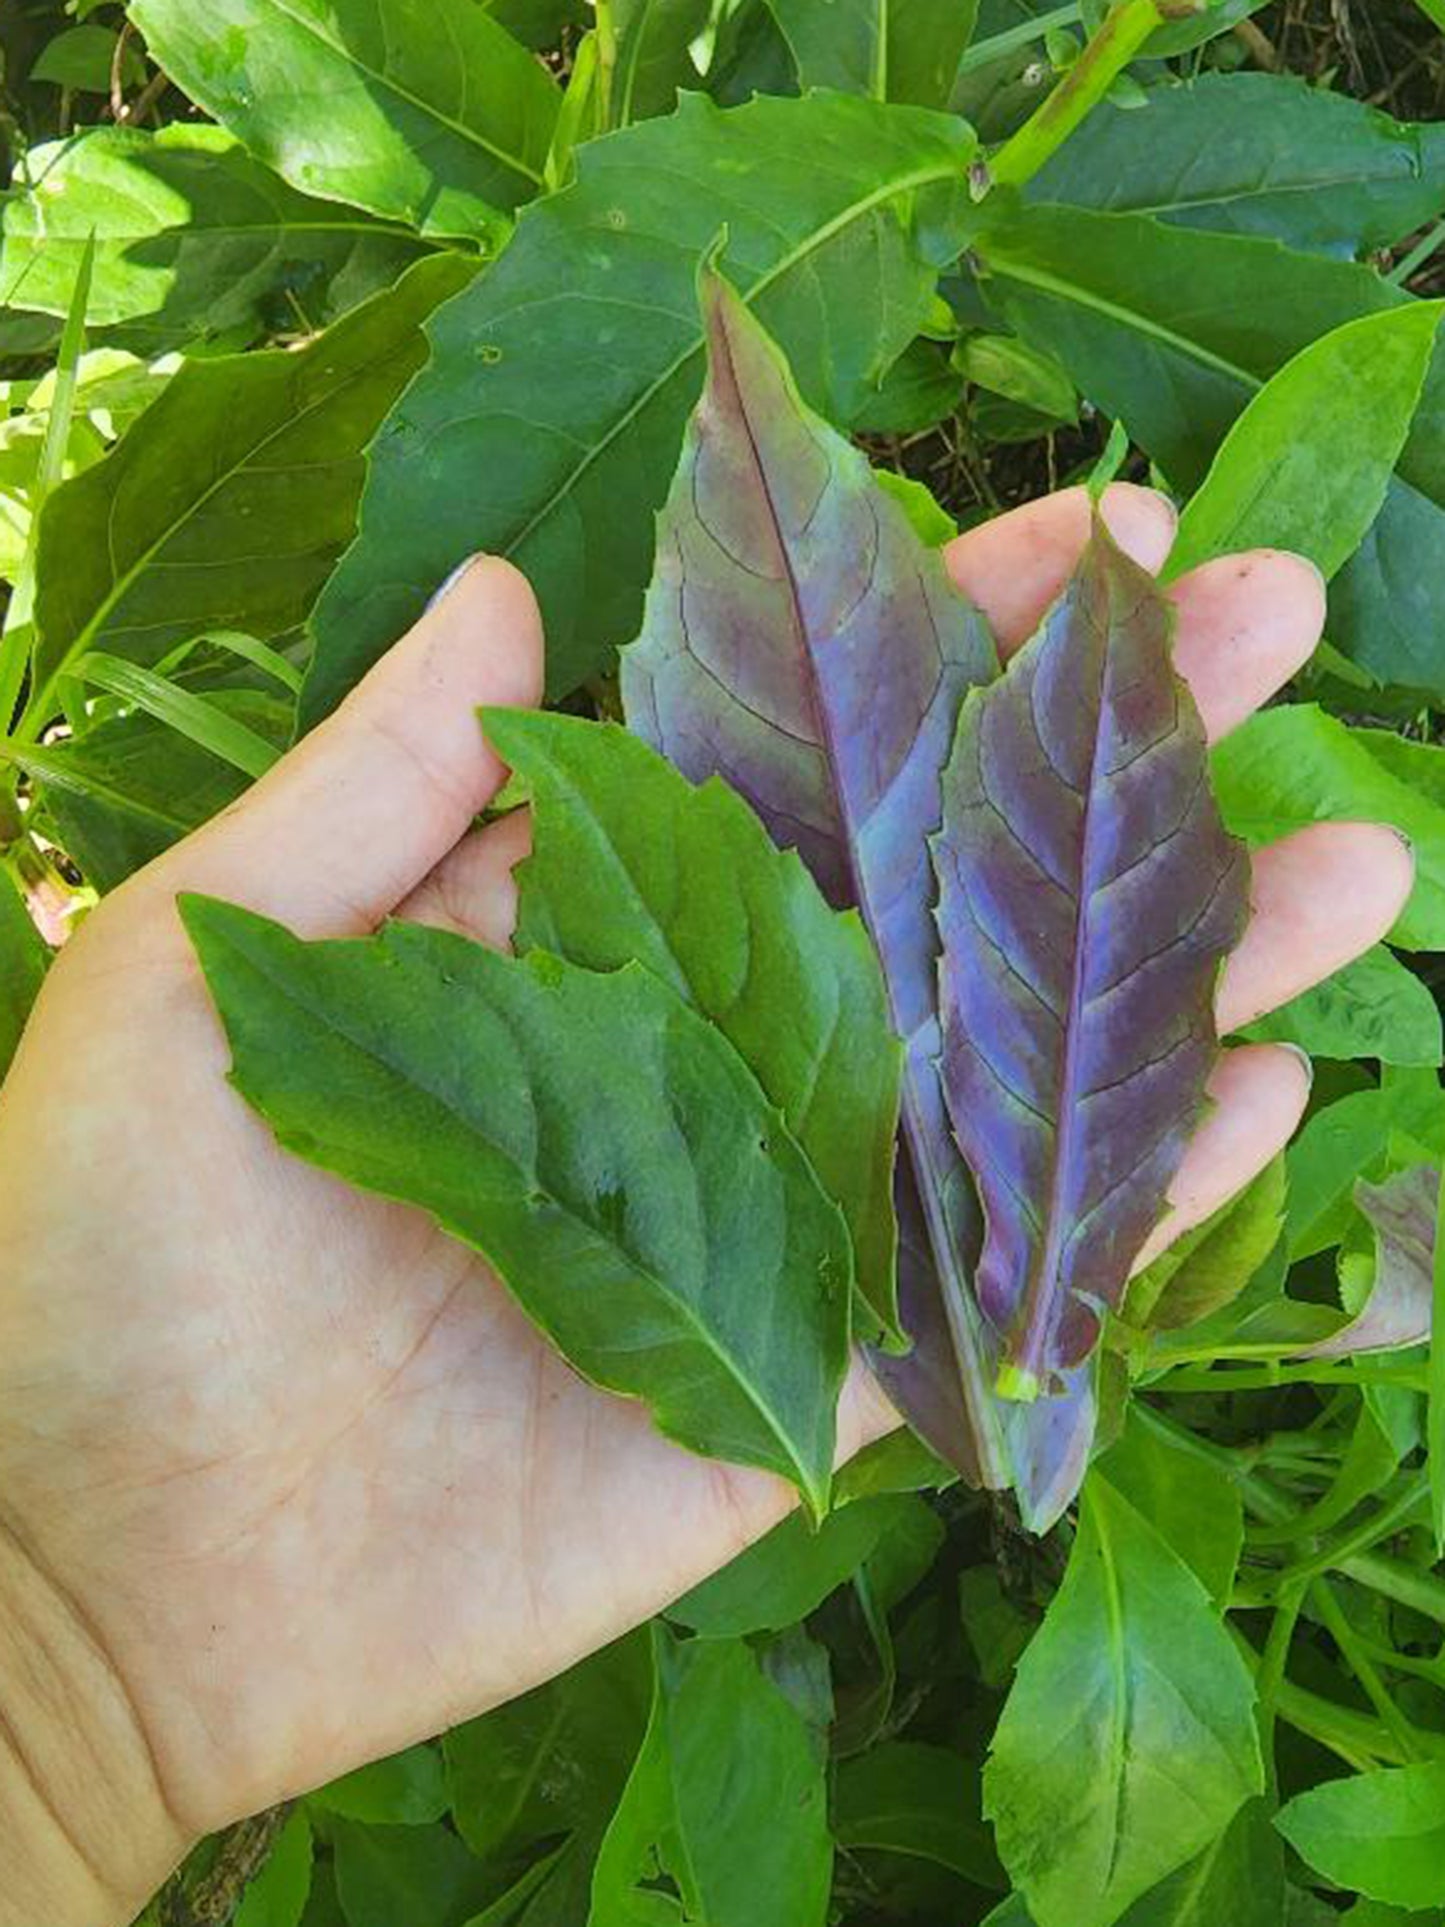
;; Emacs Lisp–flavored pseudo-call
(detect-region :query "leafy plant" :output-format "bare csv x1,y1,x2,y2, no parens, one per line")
8,3,1445,1926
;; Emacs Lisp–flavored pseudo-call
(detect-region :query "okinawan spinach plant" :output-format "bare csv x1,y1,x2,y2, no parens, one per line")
8,2,1445,1925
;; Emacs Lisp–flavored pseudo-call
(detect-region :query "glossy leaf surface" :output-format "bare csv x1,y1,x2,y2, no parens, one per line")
31,252,474,712
984,1467,1264,1927
484,709,902,1342
182,899,852,1513
0,126,425,351
620,269,1005,1478
304,91,977,714
934,520,1248,1392
129,0,560,241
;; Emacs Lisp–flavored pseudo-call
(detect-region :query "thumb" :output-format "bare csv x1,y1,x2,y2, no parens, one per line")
136,558,544,937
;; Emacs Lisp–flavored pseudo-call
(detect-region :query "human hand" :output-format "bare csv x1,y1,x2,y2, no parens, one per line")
0,485,1409,1925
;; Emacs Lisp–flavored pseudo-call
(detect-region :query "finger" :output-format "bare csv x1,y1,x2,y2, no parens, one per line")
1169,549,1325,742
138,559,543,937
1218,823,1415,1035
395,809,532,949
943,482,1178,651
1132,1044,1311,1272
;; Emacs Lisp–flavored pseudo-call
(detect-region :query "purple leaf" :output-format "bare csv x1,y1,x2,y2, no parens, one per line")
620,269,1010,1487
933,521,1250,1397
1295,1162,1438,1361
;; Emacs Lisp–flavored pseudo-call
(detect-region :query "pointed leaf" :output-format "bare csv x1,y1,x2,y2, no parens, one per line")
983,1469,1265,1927
30,252,475,719
128,0,559,242
933,520,1249,1393
619,270,1006,1480
1276,1761,1445,1911
181,898,852,1513
303,91,978,715
0,867,48,1081
481,709,902,1342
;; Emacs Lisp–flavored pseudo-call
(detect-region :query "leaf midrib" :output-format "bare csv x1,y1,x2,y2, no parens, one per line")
502,156,963,565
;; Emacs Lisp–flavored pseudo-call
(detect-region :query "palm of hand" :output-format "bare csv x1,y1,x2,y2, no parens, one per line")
0,488,1408,1854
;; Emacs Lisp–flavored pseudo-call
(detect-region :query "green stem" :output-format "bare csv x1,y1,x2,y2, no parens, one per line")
1390,212,1445,287
593,0,617,132
1153,1361,1431,1395
1310,1577,1424,1763
957,4,1083,76
1262,1477,1431,1599
1339,1549,1445,1628
988,0,1168,191
1254,1583,1303,1787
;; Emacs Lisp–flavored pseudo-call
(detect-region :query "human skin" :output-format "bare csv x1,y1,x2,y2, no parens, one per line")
0,486,1412,1925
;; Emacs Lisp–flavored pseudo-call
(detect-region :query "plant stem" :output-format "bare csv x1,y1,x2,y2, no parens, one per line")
1153,1361,1431,1394
1390,213,1445,287
987,0,1169,192
1263,1476,1431,1598
1310,1576,1424,1762
957,5,1083,76
592,0,617,131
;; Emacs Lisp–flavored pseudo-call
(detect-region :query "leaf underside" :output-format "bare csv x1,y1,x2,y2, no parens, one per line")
934,523,1249,1394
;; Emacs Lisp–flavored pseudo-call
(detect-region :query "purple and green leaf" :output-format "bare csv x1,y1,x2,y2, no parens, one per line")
933,521,1250,1397
621,267,1010,1487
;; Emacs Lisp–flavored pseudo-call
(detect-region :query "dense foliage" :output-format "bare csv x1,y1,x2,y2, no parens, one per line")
8,3,1445,1925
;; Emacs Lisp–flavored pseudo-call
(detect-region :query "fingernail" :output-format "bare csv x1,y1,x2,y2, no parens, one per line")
1277,1043,1315,1090
426,554,483,613
1384,824,1415,861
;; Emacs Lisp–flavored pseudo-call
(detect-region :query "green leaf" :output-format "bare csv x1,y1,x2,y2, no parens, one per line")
483,710,902,1344
1211,708,1445,952
1095,1408,1244,1607
983,1468,1264,1927
1168,305,1442,582
1432,1163,1445,1556
669,1493,910,1636
181,899,853,1514
0,126,426,350
765,0,979,105
331,1819,494,1927
74,651,281,779
309,1743,447,1825
833,1741,1003,1887
304,90,978,714
1027,74,1445,256
1127,1157,1286,1334
234,1810,314,1927
0,867,48,1081
872,467,958,544
446,1630,651,1865
31,23,145,91
1114,1798,1285,1927
614,0,710,123
128,0,560,241
590,1628,832,1927
1241,947,1443,1070
1276,1762,1445,1910
29,251,474,718
1284,1072,1445,1261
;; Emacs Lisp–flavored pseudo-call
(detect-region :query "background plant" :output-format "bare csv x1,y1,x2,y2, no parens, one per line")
8,2,1445,1925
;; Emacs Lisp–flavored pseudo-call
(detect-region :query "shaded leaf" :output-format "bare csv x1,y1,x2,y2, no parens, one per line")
484,709,902,1342
1096,1407,1243,1607
446,1630,650,1867
1276,1762,1445,1910
0,866,48,1080
1241,947,1442,1070
589,1628,832,1927
309,1743,447,1825
765,0,979,105
1167,305,1442,583
1115,1797,1285,1927
934,518,1248,1391
618,269,1005,1485
669,1493,910,1637
182,900,852,1512
1284,1071,1445,1261
30,252,475,717
1028,75,1445,256
0,126,425,351
833,1740,1003,1887
304,90,978,713
984,1468,1264,1927
331,1819,493,1927
614,0,709,122
129,0,559,241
